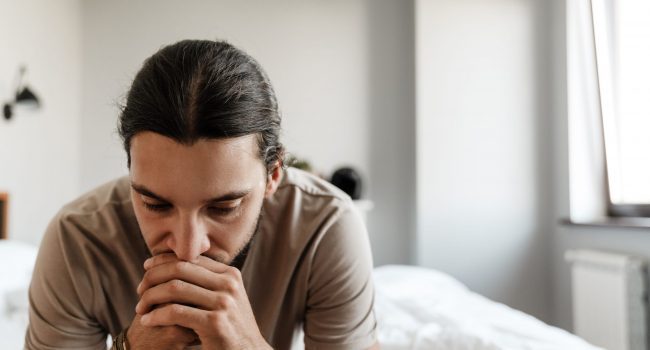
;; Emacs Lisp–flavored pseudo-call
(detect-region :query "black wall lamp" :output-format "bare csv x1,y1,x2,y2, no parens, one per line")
3,66,41,121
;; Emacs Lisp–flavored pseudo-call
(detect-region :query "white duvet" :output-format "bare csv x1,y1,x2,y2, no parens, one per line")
373,265,602,350
0,240,600,350
0,240,37,350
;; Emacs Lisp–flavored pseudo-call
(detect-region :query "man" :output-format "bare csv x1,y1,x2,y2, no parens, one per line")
25,40,378,350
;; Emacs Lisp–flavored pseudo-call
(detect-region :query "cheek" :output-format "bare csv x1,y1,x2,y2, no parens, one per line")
132,204,167,248
207,196,263,248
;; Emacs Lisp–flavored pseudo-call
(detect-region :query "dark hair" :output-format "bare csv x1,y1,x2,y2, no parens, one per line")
118,39,284,173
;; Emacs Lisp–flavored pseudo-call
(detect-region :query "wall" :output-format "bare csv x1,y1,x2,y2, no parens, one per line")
415,0,554,321
366,0,416,265
80,0,415,265
0,0,82,245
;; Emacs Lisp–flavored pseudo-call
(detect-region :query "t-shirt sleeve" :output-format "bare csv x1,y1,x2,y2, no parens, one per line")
25,213,107,350
303,202,378,350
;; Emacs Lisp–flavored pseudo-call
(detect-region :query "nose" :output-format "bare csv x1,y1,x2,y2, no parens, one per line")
167,210,210,262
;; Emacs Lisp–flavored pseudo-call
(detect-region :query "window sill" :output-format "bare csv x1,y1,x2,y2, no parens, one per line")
561,217,650,229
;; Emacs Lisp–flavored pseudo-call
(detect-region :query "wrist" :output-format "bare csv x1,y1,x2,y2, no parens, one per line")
113,327,130,350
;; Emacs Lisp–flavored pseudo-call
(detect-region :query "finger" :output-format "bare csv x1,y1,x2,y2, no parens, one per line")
137,279,224,314
138,260,217,295
144,252,182,270
140,303,215,334
194,255,235,275
192,257,244,297
144,253,232,273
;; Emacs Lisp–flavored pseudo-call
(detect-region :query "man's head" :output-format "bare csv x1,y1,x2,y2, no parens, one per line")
118,40,284,264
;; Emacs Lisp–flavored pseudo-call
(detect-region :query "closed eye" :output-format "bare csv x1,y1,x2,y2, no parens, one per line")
143,202,172,212
208,206,238,216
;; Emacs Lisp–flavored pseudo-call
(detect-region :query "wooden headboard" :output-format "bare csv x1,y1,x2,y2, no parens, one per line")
0,192,7,239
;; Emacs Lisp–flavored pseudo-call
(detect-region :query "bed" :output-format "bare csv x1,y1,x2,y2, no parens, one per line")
0,240,600,350
371,265,601,350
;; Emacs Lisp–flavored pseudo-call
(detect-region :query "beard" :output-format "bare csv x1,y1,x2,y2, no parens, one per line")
226,203,263,270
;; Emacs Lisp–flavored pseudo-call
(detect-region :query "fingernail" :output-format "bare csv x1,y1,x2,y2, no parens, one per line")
144,258,151,269
135,302,141,313
141,314,150,325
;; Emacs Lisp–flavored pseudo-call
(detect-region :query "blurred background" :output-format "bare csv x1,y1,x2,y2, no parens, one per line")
2,0,649,339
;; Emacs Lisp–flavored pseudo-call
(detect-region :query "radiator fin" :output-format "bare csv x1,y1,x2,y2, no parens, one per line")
566,249,647,350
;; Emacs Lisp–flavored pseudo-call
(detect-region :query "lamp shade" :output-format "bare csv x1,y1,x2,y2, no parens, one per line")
15,87,40,107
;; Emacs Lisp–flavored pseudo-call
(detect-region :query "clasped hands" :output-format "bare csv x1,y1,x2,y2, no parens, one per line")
126,253,271,350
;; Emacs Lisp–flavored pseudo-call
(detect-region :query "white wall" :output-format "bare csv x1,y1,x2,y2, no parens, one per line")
0,0,82,245
80,0,415,265
415,0,554,321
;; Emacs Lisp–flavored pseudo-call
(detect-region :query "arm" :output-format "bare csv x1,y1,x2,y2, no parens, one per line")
25,214,106,350
303,202,378,350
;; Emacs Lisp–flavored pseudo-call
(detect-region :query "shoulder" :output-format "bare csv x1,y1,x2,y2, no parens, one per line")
261,167,369,260
270,167,356,216
53,176,137,239
41,176,144,271
58,176,132,221
257,167,368,265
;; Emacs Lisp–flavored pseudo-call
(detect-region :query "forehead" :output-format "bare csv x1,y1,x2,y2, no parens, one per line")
129,132,264,199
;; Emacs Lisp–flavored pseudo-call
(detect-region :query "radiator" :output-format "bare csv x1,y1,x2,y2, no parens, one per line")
565,249,647,350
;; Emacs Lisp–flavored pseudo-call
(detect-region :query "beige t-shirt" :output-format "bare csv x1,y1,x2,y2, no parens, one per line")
25,168,377,350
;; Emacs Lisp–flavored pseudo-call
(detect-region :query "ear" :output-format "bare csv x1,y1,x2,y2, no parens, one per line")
264,162,283,198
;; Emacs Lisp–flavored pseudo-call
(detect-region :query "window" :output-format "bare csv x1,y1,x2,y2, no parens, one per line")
592,0,650,216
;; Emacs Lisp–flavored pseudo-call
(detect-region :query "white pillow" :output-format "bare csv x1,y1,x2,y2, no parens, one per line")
0,240,38,315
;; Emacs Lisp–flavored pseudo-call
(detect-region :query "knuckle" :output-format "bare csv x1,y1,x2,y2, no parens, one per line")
207,311,226,329
169,303,185,316
172,261,187,274
226,266,242,279
214,295,234,310
223,279,238,293
168,279,185,292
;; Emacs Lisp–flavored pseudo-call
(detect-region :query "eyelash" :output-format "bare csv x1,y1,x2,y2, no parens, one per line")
142,202,239,216
208,206,238,215
143,202,171,212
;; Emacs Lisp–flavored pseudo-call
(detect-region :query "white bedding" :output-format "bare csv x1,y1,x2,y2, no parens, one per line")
374,265,602,350
0,242,600,350
0,240,38,350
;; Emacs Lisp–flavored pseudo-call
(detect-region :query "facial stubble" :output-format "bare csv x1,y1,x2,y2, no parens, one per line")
226,202,263,270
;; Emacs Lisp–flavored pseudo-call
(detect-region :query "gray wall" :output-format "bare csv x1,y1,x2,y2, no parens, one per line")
415,0,554,322
365,0,416,266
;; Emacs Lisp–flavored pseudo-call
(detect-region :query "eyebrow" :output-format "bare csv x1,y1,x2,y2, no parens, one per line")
130,183,252,204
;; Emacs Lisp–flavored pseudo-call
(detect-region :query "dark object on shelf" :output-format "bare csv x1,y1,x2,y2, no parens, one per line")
330,167,362,200
3,66,41,121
